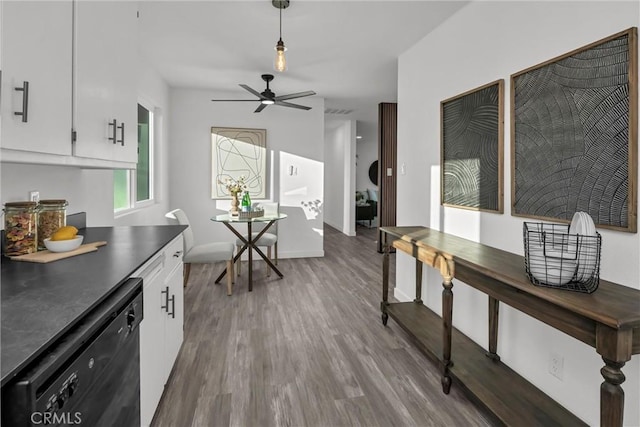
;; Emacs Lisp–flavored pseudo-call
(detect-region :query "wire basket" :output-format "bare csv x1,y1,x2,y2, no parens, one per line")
523,222,601,293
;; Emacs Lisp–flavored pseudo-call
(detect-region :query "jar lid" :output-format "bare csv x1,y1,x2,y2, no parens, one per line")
4,201,38,208
39,199,68,205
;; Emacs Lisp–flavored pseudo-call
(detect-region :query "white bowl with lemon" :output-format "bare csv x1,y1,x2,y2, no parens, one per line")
44,226,83,252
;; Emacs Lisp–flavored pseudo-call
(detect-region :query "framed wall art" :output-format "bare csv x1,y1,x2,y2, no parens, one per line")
511,27,638,232
211,127,267,199
441,79,504,213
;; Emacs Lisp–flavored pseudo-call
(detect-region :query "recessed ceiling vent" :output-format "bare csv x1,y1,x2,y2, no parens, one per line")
325,108,354,115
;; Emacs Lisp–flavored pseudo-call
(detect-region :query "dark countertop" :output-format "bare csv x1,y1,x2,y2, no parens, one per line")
0,225,185,386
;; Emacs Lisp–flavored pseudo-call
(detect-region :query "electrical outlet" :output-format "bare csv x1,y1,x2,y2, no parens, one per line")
549,352,564,380
29,191,40,202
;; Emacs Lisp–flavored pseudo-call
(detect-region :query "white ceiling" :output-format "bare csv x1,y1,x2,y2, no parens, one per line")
138,0,469,142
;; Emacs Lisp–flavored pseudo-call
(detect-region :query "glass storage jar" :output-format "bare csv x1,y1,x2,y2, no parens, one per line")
37,199,68,250
3,201,38,256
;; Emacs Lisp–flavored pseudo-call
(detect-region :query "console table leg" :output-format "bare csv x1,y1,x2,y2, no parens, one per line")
414,259,423,304
441,278,453,394
600,357,625,427
381,231,389,326
486,296,500,362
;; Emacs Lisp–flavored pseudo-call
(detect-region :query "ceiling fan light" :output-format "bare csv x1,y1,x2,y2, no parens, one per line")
274,39,287,72
262,99,275,105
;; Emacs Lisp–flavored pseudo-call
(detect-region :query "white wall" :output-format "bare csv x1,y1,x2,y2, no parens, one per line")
115,54,172,226
397,2,639,426
324,119,356,236
1,55,172,227
168,89,324,258
0,164,114,226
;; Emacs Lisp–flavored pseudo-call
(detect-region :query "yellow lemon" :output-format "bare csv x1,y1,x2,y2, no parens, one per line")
51,225,78,241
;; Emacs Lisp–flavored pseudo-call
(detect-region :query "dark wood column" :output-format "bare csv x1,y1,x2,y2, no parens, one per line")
377,102,397,252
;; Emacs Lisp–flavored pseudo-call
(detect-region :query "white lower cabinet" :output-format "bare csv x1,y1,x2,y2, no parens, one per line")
162,262,184,371
138,236,184,427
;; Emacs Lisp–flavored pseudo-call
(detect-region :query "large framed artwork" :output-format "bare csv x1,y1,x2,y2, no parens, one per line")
441,79,504,212
512,27,638,232
211,127,267,199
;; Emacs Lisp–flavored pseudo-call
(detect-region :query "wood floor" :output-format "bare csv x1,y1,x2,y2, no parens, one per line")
152,224,494,427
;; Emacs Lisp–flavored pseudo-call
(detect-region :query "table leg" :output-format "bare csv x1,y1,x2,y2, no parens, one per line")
250,221,283,278
596,323,633,427
414,258,423,304
247,222,253,292
381,231,389,326
487,296,500,361
600,358,626,427
596,324,632,427
250,245,283,278
441,276,453,394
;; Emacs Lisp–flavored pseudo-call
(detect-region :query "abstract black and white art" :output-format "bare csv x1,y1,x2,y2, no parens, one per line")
441,80,504,212
512,28,637,232
211,127,267,199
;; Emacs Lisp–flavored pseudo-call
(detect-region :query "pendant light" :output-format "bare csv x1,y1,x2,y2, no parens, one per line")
273,0,289,72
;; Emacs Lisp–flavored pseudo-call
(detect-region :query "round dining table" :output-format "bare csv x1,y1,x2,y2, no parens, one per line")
210,212,287,291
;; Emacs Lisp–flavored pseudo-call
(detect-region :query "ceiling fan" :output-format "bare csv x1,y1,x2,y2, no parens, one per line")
211,74,316,113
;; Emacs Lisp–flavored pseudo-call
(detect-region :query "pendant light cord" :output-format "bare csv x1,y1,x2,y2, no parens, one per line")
279,5,283,40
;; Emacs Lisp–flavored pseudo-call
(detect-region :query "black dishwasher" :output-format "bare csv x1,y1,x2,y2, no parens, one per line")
2,277,143,427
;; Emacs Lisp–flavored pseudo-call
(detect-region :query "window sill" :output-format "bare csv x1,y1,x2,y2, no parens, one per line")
114,199,156,219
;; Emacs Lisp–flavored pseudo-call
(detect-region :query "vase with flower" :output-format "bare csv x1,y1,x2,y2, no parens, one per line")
219,176,247,216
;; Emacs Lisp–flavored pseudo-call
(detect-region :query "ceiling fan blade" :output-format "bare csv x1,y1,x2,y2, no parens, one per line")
275,100,312,110
254,103,269,113
239,84,264,99
274,90,316,101
211,99,259,102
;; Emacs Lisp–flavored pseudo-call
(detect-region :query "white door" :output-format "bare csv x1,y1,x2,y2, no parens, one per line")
163,264,185,376
139,266,168,427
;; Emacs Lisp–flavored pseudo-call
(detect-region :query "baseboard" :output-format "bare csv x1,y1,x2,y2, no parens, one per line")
393,286,412,302
279,250,325,259
324,219,354,236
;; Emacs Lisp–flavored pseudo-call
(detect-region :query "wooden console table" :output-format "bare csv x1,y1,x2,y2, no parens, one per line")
380,226,640,427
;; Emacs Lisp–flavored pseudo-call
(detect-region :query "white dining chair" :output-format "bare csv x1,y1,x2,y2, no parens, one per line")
165,209,236,295
236,201,279,277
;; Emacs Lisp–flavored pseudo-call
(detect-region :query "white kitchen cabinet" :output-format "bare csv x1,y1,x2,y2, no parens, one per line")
73,0,138,165
0,1,73,157
0,0,138,169
162,256,185,372
138,236,184,427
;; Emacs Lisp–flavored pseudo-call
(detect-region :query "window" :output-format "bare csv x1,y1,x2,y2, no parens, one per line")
114,103,154,211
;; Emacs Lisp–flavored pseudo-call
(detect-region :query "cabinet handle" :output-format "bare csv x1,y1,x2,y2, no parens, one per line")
14,81,29,123
160,286,169,312
168,294,175,319
108,119,117,144
117,122,125,146
173,250,183,258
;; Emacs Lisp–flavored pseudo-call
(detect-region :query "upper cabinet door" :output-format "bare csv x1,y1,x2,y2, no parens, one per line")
73,0,138,165
0,1,73,156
